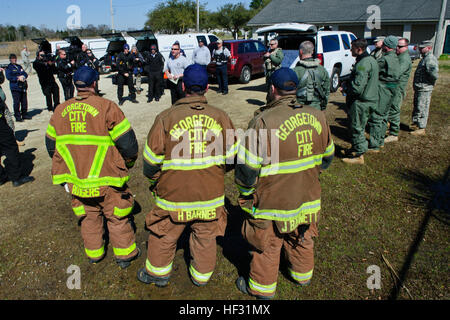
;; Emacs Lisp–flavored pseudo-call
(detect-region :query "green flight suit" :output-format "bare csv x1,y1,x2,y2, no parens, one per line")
293,58,330,111
368,50,399,149
346,53,379,155
388,51,412,136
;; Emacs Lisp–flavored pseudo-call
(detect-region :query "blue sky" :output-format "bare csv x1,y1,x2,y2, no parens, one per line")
0,0,252,30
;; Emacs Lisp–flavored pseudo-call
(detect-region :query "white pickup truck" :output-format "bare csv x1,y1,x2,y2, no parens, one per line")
255,23,357,92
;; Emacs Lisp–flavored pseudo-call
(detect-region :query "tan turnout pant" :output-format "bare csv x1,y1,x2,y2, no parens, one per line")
243,219,318,298
70,185,138,261
144,207,227,285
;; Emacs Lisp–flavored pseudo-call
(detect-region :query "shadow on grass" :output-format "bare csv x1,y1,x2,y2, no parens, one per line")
15,129,39,142
20,147,36,176
389,166,450,300
246,99,265,106
237,83,266,93
330,125,350,144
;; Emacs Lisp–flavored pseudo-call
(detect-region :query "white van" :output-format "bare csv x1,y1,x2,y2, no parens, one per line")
155,33,220,63
255,23,357,92
49,37,109,59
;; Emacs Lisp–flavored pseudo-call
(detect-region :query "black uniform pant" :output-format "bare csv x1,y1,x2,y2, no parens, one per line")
167,80,185,105
117,74,136,101
216,64,228,93
0,118,22,182
11,90,28,120
41,82,60,111
59,78,74,101
147,71,162,100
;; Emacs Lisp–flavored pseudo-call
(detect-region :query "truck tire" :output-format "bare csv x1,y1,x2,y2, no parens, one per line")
330,66,341,92
239,65,251,84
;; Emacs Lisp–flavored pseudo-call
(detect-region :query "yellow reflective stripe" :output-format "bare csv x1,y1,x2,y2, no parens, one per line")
260,155,323,177
113,204,134,217
189,264,213,283
46,124,57,139
249,278,276,294
88,145,109,178
56,135,114,146
53,174,129,189
237,185,255,196
226,139,240,158
72,205,86,217
323,141,335,157
113,242,136,257
145,259,172,276
237,144,262,169
56,144,77,176
289,268,313,282
143,143,164,165
162,155,225,171
85,246,105,259
249,199,321,221
155,195,224,211
109,118,131,141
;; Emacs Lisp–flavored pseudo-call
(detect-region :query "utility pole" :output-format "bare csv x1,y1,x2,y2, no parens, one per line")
196,0,200,32
110,0,115,33
434,0,447,57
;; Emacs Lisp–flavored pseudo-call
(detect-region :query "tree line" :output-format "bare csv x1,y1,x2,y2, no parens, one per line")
145,0,271,37
0,0,270,43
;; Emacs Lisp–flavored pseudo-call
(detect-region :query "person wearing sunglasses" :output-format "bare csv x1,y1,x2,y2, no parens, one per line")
164,42,191,104
264,39,284,102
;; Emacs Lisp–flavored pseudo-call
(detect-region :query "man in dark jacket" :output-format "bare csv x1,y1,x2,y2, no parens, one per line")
33,50,60,112
116,44,138,106
5,54,29,121
143,44,164,103
56,49,75,101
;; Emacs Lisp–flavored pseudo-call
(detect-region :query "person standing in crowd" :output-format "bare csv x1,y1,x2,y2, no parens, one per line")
192,38,211,68
164,41,190,105
341,38,379,165
0,67,34,187
86,49,103,96
1,67,24,146
5,54,29,121
410,40,439,136
130,45,144,95
137,64,237,288
293,41,330,111
235,68,334,300
367,35,399,152
370,36,385,60
384,37,412,143
21,45,32,74
143,44,164,103
116,44,138,106
56,49,75,101
264,39,284,101
33,50,60,112
45,66,140,268
212,40,231,95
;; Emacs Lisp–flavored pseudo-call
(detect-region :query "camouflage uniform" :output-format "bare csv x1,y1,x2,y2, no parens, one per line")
412,50,439,129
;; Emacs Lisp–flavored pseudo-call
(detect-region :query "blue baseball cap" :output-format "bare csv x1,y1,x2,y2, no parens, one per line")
183,64,208,91
123,44,130,50
73,66,97,87
270,67,299,91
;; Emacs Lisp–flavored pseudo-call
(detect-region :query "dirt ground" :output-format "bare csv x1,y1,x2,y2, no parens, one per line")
0,62,448,300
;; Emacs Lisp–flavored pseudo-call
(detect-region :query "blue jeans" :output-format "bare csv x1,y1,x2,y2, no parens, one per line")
216,64,228,93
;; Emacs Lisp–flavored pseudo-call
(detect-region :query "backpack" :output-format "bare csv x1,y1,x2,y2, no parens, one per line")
296,67,326,107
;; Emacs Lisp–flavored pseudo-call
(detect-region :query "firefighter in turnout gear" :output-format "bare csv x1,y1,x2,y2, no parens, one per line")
235,68,335,299
45,66,140,268
137,64,238,287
